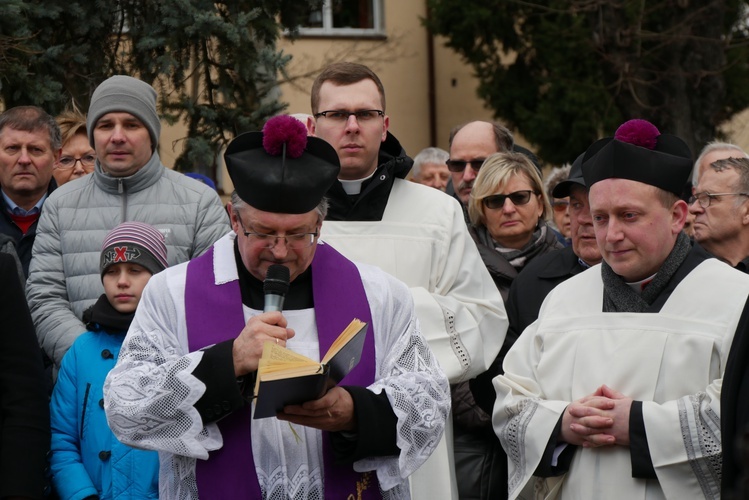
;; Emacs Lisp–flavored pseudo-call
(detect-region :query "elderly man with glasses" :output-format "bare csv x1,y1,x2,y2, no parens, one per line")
306,62,508,500
689,156,749,270
104,115,450,499
688,156,749,497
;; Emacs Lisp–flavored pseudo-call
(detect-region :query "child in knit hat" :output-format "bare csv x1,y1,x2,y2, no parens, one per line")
49,222,167,499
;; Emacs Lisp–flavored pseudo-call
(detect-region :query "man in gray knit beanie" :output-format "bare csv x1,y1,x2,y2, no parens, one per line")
25,73,231,373
83,75,164,179
87,75,161,151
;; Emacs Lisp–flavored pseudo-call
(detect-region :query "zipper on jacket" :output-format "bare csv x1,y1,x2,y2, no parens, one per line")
118,178,128,221
81,382,91,438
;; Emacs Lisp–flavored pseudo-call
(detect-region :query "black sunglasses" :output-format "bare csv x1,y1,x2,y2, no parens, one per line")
445,158,487,173
482,190,538,209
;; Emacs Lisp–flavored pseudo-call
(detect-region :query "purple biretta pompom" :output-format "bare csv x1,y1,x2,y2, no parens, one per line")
262,115,307,158
614,119,660,150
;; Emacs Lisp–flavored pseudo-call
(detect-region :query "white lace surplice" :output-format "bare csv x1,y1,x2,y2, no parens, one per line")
103,235,450,500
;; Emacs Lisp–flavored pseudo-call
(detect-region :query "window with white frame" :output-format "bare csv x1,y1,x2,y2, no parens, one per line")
298,0,384,37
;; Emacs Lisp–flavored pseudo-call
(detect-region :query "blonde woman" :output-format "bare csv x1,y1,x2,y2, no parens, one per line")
452,151,563,500
54,108,96,185
467,151,563,301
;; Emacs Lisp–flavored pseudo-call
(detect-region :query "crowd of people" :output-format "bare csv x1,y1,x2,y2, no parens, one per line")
2,61,749,500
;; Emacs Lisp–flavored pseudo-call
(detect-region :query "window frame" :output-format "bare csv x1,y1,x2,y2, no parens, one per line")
295,0,385,38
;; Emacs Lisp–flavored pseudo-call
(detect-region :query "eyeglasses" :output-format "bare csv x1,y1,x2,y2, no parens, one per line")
445,158,486,173
482,190,538,209
313,110,384,124
56,154,96,170
688,191,749,208
552,200,570,213
237,218,318,250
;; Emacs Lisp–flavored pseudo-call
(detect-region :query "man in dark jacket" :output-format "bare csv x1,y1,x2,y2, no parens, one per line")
0,252,49,499
0,106,59,280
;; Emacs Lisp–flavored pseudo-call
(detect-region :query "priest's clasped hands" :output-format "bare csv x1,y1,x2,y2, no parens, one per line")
561,385,634,448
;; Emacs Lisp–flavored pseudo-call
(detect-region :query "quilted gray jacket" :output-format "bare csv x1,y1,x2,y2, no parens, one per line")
26,152,230,367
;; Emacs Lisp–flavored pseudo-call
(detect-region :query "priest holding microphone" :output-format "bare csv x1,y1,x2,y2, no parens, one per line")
103,115,449,499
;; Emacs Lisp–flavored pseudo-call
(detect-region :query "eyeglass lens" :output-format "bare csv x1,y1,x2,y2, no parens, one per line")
552,200,569,212
59,155,96,168
446,159,486,173
483,190,535,209
690,192,719,208
315,110,383,123
255,234,314,249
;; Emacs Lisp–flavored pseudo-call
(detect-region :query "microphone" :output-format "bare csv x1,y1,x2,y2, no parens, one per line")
263,264,290,313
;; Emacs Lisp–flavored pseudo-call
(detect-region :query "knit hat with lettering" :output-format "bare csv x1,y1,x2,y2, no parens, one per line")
87,75,161,150
100,222,168,278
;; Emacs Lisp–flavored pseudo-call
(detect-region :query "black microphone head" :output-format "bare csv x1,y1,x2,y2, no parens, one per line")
264,264,290,295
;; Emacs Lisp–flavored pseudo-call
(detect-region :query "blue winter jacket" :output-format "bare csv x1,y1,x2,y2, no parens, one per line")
50,328,159,499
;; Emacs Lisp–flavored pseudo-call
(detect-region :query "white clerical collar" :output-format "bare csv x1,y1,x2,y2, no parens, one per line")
339,170,376,195
626,273,657,294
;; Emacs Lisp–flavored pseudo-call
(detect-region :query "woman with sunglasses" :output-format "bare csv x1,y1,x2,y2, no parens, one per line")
467,151,563,302
53,108,96,186
452,150,563,500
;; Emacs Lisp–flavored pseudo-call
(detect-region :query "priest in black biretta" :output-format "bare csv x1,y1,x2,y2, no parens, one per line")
103,112,451,498
486,119,749,499
225,114,340,213
221,114,343,306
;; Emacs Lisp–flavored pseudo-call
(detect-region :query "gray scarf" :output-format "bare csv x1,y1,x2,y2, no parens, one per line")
476,222,551,270
601,232,691,313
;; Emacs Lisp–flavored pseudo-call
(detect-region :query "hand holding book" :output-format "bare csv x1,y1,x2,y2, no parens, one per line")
253,318,368,419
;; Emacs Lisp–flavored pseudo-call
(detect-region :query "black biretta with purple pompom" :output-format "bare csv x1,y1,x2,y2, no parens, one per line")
224,115,340,214
581,119,693,196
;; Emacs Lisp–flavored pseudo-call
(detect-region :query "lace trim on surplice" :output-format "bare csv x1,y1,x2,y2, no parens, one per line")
498,398,538,493
679,392,721,498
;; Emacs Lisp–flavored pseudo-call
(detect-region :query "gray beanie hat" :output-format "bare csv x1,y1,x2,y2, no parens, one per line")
87,75,161,150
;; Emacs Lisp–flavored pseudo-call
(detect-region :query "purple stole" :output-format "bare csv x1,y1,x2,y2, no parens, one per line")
185,242,378,499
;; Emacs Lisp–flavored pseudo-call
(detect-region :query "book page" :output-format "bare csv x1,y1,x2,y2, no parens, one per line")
322,318,366,364
260,364,325,381
261,340,315,365
255,341,319,394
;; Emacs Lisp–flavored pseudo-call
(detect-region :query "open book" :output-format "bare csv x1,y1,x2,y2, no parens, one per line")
253,318,368,419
